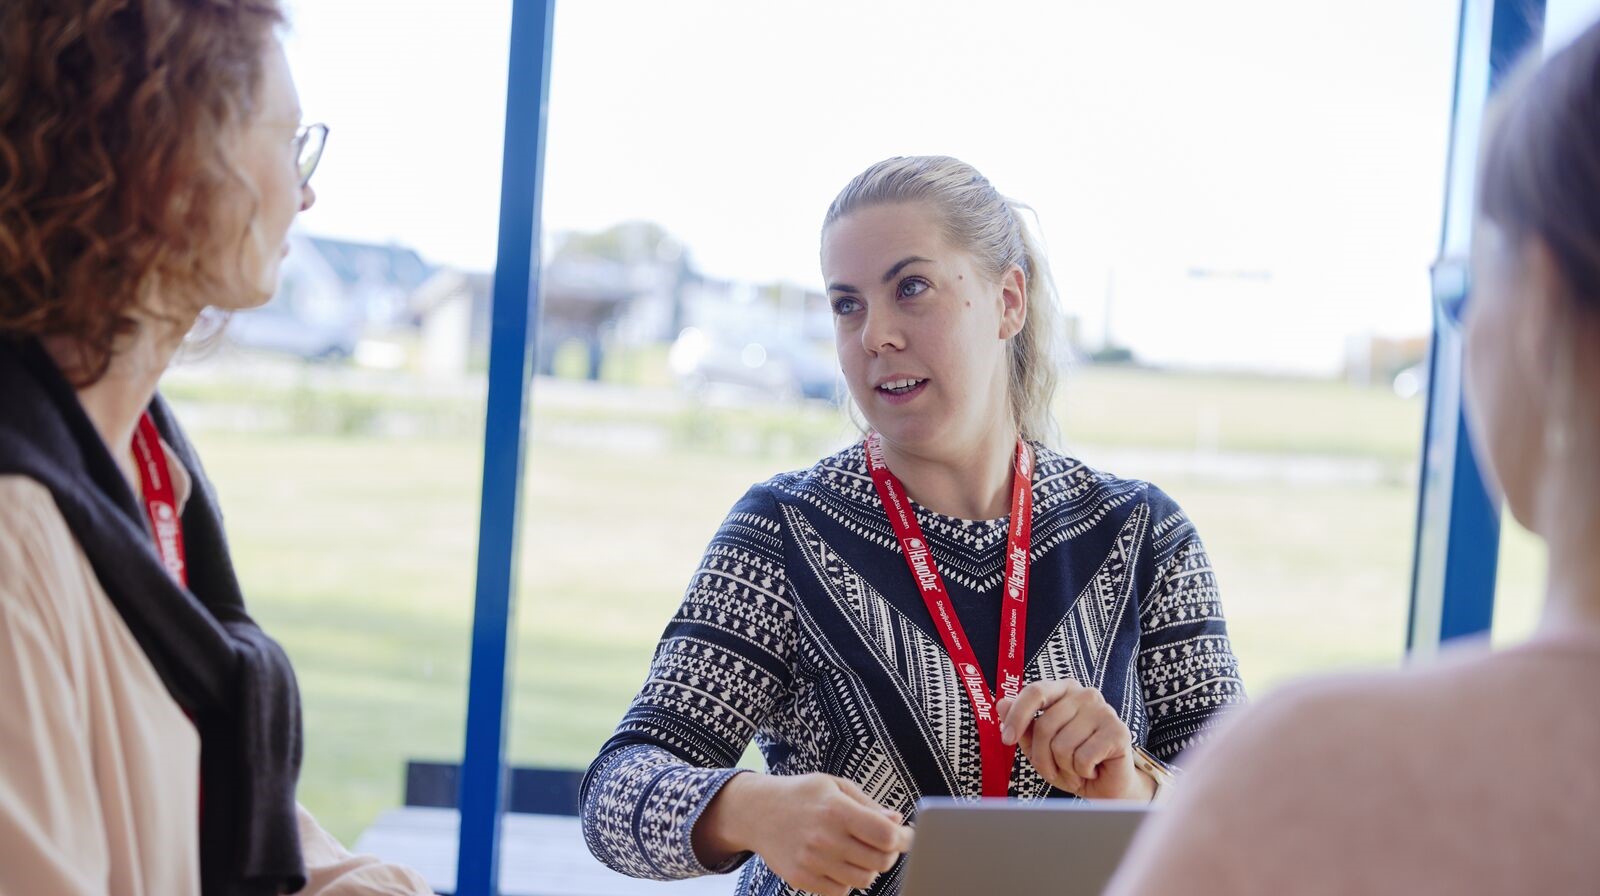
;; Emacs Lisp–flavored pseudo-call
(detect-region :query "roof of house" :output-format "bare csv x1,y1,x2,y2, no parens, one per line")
307,235,434,293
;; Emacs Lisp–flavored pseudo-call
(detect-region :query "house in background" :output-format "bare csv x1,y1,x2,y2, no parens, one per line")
233,225,840,392
309,236,435,326
402,239,672,380
227,232,434,361
407,268,493,377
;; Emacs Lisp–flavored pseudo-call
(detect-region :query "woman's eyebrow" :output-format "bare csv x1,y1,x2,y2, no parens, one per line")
882,256,932,283
828,255,934,294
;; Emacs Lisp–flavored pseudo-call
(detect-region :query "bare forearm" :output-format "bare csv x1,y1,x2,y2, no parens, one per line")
692,770,767,867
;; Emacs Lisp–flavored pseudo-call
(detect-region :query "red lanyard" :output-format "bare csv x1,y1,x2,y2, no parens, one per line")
130,411,187,588
865,433,1034,797
131,413,201,817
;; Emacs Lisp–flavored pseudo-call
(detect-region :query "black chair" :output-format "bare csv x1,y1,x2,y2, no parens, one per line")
403,760,585,817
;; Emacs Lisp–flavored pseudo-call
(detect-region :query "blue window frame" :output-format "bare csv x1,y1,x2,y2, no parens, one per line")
1407,0,1544,658
456,1,555,894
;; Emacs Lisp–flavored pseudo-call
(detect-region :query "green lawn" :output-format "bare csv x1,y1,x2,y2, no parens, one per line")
1059,365,1427,463
194,429,812,842
177,365,1544,843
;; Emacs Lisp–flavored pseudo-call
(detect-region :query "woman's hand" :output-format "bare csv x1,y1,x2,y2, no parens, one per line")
693,771,913,895
997,679,1154,801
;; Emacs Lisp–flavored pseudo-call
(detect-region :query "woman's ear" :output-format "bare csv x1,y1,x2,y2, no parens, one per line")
998,265,1028,340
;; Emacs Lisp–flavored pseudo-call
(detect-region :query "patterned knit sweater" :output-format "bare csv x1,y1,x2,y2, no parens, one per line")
581,442,1245,895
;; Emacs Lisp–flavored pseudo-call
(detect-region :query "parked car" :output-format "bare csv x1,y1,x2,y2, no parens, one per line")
668,326,843,404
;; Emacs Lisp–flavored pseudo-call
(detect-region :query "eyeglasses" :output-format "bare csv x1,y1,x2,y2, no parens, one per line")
1431,254,1470,326
293,123,329,188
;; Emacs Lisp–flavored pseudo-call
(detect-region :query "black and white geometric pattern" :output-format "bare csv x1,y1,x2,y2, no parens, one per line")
581,442,1246,894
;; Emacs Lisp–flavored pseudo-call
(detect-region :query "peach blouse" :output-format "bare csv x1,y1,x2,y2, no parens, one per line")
0,471,430,896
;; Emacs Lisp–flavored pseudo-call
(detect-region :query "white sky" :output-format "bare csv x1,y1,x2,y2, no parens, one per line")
279,0,1600,372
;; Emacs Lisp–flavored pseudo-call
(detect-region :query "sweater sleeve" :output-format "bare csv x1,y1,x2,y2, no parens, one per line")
1135,486,1247,763
580,484,796,881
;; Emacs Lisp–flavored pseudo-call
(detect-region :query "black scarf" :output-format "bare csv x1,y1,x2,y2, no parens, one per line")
0,336,306,896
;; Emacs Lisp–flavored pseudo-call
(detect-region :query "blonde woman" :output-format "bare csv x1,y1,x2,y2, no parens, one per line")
1107,20,1600,896
0,2,427,893
582,156,1246,896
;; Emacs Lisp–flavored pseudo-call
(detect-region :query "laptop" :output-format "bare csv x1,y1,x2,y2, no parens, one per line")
900,798,1151,896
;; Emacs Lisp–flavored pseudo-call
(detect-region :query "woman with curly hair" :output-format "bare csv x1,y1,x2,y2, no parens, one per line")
0,2,427,893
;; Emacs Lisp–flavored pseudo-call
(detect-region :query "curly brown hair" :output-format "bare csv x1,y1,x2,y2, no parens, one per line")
0,0,284,384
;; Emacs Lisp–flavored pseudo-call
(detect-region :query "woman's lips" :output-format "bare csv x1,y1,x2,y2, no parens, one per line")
875,378,929,405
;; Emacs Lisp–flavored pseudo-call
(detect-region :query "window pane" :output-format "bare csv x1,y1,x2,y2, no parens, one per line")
512,0,1461,787
167,0,514,845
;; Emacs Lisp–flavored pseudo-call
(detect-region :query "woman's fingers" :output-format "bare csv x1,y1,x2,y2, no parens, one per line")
1008,681,1134,794
842,803,909,854
999,678,1080,746
811,817,897,890
794,828,880,892
1026,695,1085,787
836,777,901,820
822,868,876,895
838,833,902,875
1049,711,1105,785
832,777,909,851
1003,680,1138,796
823,861,880,891
832,776,912,869
763,774,913,895
1072,722,1128,782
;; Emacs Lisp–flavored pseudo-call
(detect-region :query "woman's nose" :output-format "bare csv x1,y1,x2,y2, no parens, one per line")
861,305,904,354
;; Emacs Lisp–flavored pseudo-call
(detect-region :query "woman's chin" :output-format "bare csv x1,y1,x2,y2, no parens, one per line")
221,268,281,312
862,417,944,453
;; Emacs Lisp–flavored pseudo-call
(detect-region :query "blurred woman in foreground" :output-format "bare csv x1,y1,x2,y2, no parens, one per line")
0,2,427,893
1108,18,1600,896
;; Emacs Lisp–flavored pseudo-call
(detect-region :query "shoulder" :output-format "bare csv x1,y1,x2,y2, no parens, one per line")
698,471,803,563
1205,671,1399,764
1028,442,1198,545
1107,670,1415,893
0,475,86,594
1031,442,1174,511
1150,662,1457,824
0,475,103,671
0,474,65,526
763,441,868,502
1233,641,1590,759
734,440,872,524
